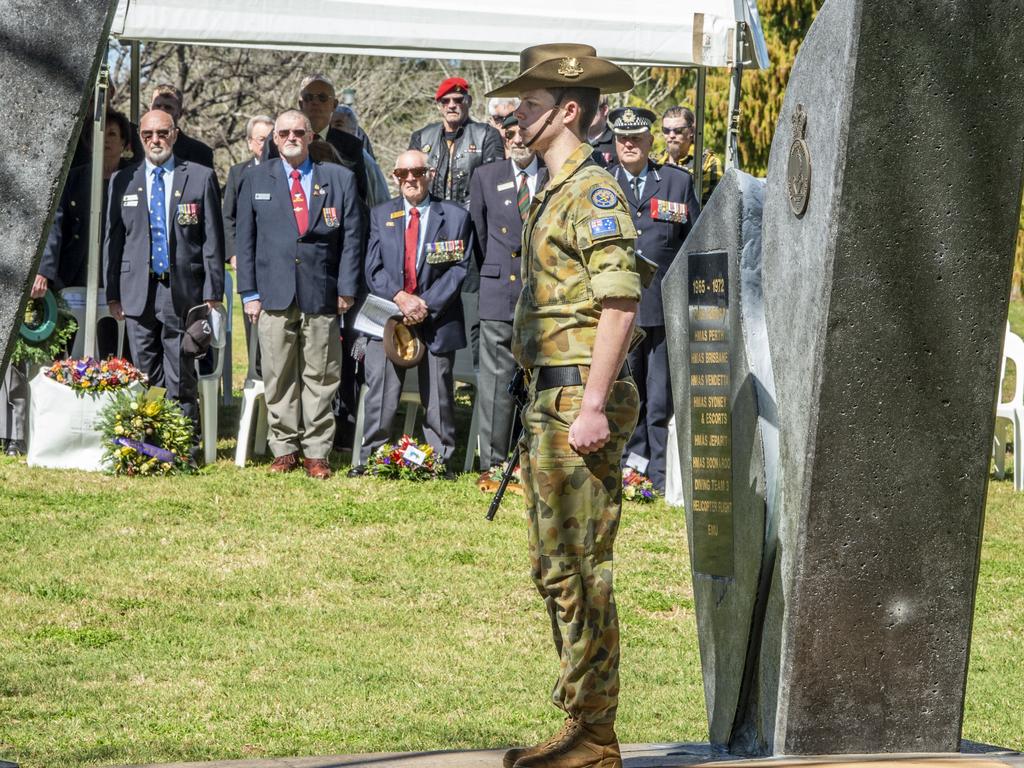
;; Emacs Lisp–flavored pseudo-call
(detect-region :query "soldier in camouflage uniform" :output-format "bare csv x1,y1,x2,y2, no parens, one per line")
487,44,652,768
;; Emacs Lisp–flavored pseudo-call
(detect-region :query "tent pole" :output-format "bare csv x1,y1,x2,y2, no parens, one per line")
85,66,109,360
130,40,141,126
694,66,706,204
727,20,746,170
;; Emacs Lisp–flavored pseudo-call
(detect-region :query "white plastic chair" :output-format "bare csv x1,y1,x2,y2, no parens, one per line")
196,305,227,465
234,321,268,467
993,322,1024,490
220,271,234,406
59,287,125,359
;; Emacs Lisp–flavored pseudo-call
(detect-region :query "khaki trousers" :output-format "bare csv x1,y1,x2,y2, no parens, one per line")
258,303,341,459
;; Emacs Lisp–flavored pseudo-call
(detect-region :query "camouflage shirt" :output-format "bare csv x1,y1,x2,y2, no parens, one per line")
512,142,641,369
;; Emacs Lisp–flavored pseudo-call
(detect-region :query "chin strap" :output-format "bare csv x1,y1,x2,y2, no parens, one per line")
524,92,567,149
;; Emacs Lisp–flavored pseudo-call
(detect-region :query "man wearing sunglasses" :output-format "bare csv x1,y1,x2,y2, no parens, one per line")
150,83,215,169
105,109,225,465
606,106,699,494
235,110,364,480
351,149,474,478
468,115,548,478
408,76,504,208
659,105,721,205
262,74,369,205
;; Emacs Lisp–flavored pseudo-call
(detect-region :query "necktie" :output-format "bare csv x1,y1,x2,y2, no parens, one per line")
150,167,169,275
404,207,420,294
290,169,309,234
516,171,530,220
631,176,642,202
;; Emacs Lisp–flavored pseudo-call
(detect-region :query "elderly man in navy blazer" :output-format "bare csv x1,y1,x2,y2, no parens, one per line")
105,109,225,460
236,109,363,480
607,107,700,493
349,149,473,477
468,115,547,474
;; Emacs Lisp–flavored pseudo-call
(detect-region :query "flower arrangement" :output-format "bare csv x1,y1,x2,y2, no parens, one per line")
97,390,195,476
622,467,656,503
45,356,147,394
367,434,444,480
477,460,524,495
11,292,78,366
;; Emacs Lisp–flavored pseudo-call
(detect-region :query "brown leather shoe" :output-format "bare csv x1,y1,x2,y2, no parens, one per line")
511,720,620,768
303,457,332,480
268,451,300,473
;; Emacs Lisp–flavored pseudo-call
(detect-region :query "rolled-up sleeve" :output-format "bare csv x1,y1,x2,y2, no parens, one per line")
573,204,640,302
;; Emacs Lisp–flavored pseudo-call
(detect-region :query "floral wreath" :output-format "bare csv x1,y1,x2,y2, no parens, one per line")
623,467,656,503
10,290,78,366
97,390,195,476
367,435,444,480
46,356,147,395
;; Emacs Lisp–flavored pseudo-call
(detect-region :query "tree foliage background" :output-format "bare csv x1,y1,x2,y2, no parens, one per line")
108,0,1024,295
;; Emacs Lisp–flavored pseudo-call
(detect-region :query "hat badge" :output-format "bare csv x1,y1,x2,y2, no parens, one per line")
557,57,584,79
623,108,637,124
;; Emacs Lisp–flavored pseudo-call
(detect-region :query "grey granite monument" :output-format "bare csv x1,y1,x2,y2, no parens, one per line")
0,0,119,374
664,0,1024,756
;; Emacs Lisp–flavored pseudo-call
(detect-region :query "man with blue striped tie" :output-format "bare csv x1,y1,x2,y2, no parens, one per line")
105,110,225,463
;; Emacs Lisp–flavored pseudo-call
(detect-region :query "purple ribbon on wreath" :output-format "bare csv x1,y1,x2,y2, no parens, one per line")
113,437,176,464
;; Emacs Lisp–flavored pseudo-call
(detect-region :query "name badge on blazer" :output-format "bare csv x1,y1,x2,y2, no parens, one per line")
176,203,200,226
496,181,515,192
425,239,465,265
323,207,339,228
650,198,688,224
254,192,271,201
122,194,139,207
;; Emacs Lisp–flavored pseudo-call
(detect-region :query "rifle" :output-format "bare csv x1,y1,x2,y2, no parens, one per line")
486,367,528,521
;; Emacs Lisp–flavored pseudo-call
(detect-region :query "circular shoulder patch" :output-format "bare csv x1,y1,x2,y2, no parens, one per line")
590,187,619,209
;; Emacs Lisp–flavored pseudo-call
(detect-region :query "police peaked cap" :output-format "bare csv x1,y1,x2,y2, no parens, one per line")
609,106,657,135
486,43,633,98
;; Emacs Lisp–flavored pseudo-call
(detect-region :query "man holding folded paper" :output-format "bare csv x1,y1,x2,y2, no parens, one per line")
349,149,474,478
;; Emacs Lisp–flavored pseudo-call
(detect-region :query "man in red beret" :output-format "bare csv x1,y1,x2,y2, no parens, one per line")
408,76,504,208
409,75,505,369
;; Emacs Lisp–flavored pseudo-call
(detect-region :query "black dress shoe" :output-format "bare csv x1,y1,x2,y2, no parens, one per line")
5,439,26,457
347,464,368,478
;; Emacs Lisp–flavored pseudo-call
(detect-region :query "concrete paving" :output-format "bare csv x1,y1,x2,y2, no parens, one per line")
109,742,1024,768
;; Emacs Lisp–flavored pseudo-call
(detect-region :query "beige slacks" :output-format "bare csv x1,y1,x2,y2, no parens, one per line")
258,303,341,459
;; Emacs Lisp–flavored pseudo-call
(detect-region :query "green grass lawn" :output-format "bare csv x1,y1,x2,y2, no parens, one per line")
0,295,1020,767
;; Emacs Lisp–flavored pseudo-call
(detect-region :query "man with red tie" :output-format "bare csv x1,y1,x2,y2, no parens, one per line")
235,110,364,479
349,149,474,477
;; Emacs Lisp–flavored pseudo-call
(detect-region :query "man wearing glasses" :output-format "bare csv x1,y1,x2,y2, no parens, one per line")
263,74,369,204
487,97,520,148
659,105,721,205
408,77,504,208
150,84,215,168
235,110,364,479
349,150,474,478
105,109,225,464
468,115,547,477
223,115,274,270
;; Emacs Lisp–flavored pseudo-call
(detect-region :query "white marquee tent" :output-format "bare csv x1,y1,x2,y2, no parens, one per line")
75,0,768,356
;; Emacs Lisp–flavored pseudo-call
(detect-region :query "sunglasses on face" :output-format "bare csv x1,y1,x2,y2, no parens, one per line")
277,128,307,138
394,167,429,180
301,93,332,103
503,129,520,140
439,96,465,106
140,129,173,140
662,126,691,136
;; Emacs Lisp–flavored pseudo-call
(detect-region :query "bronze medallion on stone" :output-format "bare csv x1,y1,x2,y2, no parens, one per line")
787,104,811,217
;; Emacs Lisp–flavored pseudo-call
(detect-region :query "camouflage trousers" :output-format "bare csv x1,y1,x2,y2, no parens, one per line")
518,375,640,725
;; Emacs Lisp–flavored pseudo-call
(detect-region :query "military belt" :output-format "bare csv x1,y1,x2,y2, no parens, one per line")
534,362,630,391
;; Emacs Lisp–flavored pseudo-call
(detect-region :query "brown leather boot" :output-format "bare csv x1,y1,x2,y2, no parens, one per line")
303,457,332,479
504,718,576,768
268,451,300,473
511,720,620,768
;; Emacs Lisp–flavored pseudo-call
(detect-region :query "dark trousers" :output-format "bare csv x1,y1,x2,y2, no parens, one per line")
333,308,362,450
0,361,28,442
125,278,200,444
623,325,671,492
359,339,456,465
477,318,517,469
